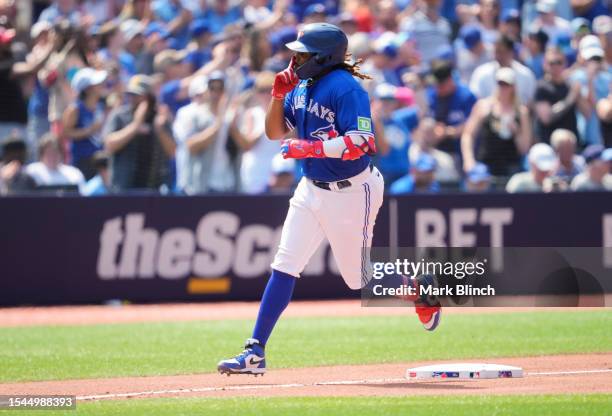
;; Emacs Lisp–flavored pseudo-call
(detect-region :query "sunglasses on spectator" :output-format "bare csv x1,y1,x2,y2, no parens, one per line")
547,59,564,66
209,84,224,92
589,56,603,63
497,81,512,87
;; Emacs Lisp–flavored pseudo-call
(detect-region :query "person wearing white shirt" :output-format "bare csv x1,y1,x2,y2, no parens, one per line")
228,72,281,194
25,133,85,193
470,35,537,105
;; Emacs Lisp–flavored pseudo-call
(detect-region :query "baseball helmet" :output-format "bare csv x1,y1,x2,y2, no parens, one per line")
285,23,348,80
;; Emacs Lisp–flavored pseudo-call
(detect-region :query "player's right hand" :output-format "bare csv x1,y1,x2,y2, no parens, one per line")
271,57,299,100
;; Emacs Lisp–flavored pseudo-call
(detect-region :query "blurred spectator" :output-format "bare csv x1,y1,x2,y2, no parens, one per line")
523,26,549,79
82,151,110,196
456,25,494,84
172,72,233,194
534,46,590,143
186,19,212,71
400,0,451,65
38,0,81,25
25,22,55,161
155,48,191,115
551,128,585,183
464,162,492,192
531,0,571,43
389,152,440,194
38,21,89,139
374,0,399,33
150,0,193,50
229,72,280,194
462,68,532,178
268,153,296,193
426,59,477,156
120,0,155,22
0,135,35,195
25,133,85,192
470,35,537,105
596,87,612,147
103,75,175,191
506,143,557,193
570,144,612,190
408,117,460,184
202,0,242,34
303,3,328,25
474,0,501,46
569,35,611,145
500,8,521,41
63,68,108,179
370,83,418,185
363,33,401,86
2,23,55,160
264,27,296,73
592,15,612,66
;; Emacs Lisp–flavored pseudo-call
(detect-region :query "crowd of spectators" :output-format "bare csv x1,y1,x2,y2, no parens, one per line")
0,0,611,196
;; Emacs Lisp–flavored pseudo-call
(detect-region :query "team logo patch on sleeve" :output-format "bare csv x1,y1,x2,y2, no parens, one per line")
357,117,372,132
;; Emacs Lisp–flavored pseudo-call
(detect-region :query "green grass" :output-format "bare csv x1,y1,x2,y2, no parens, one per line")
1,310,610,382
8,395,612,416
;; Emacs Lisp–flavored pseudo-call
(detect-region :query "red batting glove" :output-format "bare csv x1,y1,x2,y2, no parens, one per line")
281,139,326,159
271,57,299,100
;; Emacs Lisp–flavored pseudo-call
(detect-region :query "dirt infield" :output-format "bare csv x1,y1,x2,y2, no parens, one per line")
1,301,610,401
1,354,610,399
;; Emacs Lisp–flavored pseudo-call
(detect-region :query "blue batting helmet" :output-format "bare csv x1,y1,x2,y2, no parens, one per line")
285,23,348,80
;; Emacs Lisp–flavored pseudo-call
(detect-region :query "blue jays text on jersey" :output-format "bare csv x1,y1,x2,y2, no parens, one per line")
283,69,374,182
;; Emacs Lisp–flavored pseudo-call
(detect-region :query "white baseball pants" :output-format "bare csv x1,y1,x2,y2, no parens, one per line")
271,165,385,290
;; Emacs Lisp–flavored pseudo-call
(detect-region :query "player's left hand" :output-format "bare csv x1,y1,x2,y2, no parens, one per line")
281,139,326,159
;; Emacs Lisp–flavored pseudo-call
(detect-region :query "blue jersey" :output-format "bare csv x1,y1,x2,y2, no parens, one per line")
284,69,372,182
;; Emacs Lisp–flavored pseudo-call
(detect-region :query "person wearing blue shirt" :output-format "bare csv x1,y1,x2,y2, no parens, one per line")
155,49,191,115
390,152,440,194
203,0,243,34
185,19,213,71
371,83,419,185
62,68,108,180
426,59,477,156
151,0,193,49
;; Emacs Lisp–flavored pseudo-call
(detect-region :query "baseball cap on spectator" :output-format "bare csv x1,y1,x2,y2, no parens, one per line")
70,68,108,94
571,17,591,35
374,83,397,100
0,27,16,44
154,49,188,73
120,19,144,42
271,153,296,175
528,143,557,171
189,75,208,98
190,19,209,38
527,25,549,48
602,148,612,162
467,163,491,183
30,21,52,40
430,60,453,84
373,33,398,58
145,22,171,39
413,153,437,172
269,27,297,54
126,74,153,96
496,67,516,85
395,87,415,106
592,15,612,35
348,32,371,57
582,144,605,164
435,44,455,62
304,3,327,18
579,35,604,60
460,25,482,50
501,8,520,23
208,70,225,83
536,0,556,13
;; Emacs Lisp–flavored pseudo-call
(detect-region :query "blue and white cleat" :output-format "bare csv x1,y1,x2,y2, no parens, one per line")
217,338,266,376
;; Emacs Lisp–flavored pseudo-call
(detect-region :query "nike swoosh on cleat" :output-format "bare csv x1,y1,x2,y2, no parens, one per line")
247,356,264,366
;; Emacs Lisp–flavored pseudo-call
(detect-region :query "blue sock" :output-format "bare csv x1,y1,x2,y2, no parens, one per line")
252,269,296,347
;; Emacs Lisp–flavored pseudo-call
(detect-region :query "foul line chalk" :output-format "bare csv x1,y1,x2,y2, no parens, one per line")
76,369,612,401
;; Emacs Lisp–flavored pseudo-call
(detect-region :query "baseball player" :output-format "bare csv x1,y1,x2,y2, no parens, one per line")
218,23,441,376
